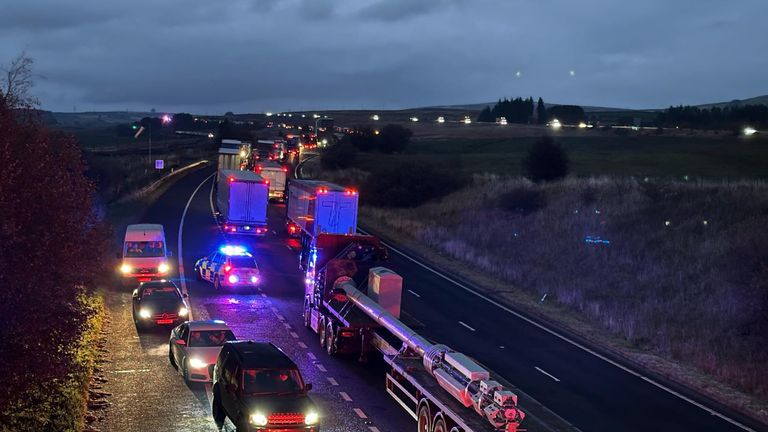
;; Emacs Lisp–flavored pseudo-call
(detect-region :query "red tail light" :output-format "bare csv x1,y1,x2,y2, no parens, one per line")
282,166,288,172
265,179,270,185
228,176,234,182
224,265,232,272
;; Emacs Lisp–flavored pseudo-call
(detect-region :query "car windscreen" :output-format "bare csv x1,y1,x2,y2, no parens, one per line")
229,257,257,268
242,369,304,395
141,286,179,300
188,330,236,347
124,241,165,258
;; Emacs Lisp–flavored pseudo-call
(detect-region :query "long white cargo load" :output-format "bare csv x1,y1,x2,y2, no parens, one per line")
217,147,241,172
286,180,358,237
217,169,269,235
254,161,288,201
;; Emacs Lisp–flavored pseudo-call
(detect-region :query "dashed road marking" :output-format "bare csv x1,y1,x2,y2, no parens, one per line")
458,321,476,332
407,289,421,298
260,293,268,298
285,245,292,251
307,352,316,360
353,408,368,419
316,364,327,372
327,377,338,386
290,331,299,339
535,366,561,382
298,342,308,349
113,369,151,374
283,322,292,330
369,427,381,432
276,314,285,321
339,391,352,402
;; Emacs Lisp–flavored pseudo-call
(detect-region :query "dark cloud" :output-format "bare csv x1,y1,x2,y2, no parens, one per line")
1,0,766,113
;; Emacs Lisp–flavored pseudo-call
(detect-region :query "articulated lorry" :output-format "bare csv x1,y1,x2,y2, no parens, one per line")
285,180,358,267
254,161,288,201
302,234,579,432
216,169,269,235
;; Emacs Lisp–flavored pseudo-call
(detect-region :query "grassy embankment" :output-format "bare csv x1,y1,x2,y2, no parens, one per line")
317,133,768,420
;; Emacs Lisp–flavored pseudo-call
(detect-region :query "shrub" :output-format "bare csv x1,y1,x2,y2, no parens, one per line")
362,161,466,208
521,136,569,182
320,140,357,170
378,124,412,154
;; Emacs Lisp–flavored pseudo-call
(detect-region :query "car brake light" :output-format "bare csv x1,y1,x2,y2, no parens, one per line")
341,331,355,337
224,265,231,272
230,227,237,232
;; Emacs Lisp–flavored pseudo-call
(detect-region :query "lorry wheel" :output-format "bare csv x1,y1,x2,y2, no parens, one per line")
318,319,327,349
303,303,311,329
325,324,336,356
432,417,447,432
417,405,431,432
211,393,225,427
214,276,220,291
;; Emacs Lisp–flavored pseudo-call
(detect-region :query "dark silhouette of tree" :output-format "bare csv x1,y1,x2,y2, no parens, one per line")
224,111,234,117
0,96,107,412
344,127,377,152
536,97,547,124
218,118,233,141
489,97,534,124
171,113,195,131
522,136,570,182
656,104,768,130
477,106,494,123
546,105,586,124
320,140,357,169
378,124,413,153
1,51,39,109
362,161,467,208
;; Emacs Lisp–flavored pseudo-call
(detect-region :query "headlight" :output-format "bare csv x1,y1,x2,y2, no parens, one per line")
158,263,169,274
179,307,189,316
139,308,151,319
188,357,207,369
120,264,132,274
305,411,319,425
249,413,267,426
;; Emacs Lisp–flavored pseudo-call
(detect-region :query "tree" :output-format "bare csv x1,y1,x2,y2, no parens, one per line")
536,97,547,124
378,124,412,154
320,140,357,170
1,51,39,109
0,96,107,412
521,136,569,182
477,106,494,123
345,127,377,152
546,105,586,125
171,113,195,131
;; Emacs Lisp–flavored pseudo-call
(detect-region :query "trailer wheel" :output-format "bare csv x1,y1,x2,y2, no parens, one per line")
318,318,327,349
303,301,311,329
417,404,431,432
432,417,447,432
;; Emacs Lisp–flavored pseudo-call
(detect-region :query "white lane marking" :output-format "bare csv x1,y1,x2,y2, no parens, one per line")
340,391,352,402
327,377,338,386
358,228,757,432
276,314,286,321
208,174,217,220
316,364,327,372
298,342,308,349
260,293,268,298
112,369,151,374
177,172,216,320
290,331,299,339
307,352,317,360
285,245,293,251
535,366,561,382
271,230,277,235
353,408,367,419
458,321,476,332
369,427,381,432
407,289,421,298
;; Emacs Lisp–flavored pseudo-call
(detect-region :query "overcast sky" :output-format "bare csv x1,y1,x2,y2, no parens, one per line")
1,0,766,113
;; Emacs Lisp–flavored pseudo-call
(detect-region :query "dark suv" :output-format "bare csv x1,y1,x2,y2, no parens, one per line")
212,341,319,431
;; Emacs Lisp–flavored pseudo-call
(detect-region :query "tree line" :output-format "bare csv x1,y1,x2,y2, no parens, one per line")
477,97,586,125
656,104,768,130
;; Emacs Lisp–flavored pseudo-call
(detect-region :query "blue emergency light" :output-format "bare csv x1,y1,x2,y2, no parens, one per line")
219,245,249,256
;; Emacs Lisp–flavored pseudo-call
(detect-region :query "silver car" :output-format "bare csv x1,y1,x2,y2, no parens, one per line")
169,320,236,382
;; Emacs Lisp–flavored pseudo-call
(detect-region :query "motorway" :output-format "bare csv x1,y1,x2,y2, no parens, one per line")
95,161,767,432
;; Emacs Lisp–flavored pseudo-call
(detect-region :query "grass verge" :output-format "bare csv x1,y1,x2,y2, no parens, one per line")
1,294,105,432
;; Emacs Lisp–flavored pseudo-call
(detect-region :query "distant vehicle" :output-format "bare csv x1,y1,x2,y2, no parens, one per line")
194,245,261,290
118,224,171,286
496,117,508,125
437,116,446,123
211,341,319,431
463,116,472,124
217,170,269,235
254,162,288,201
169,320,236,382
285,180,359,268
131,280,188,330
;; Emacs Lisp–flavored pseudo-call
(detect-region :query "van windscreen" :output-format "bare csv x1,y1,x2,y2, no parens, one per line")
124,241,165,258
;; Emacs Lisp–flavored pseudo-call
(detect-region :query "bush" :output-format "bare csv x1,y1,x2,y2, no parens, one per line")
521,136,569,182
320,141,358,170
378,124,412,154
362,161,466,208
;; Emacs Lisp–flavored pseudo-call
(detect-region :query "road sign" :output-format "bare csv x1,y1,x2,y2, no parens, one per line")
155,159,164,170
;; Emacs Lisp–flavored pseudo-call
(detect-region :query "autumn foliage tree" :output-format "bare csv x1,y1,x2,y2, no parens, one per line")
0,95,107,414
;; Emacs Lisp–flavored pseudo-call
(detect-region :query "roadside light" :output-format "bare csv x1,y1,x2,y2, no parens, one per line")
305,411,319,425
139,308,151,319
250,413,268,426
131,124,138,130
158,263,169,274
374,130,380,135
744,127,757,136
410,117,419,122
120,264,132,274
179,307,189,317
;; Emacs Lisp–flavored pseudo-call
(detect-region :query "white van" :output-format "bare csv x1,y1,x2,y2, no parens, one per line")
119,224,171,285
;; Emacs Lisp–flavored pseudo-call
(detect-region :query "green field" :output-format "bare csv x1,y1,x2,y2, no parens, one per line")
356,135,768,179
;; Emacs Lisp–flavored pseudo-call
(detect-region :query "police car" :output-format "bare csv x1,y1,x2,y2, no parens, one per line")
194,246,261,290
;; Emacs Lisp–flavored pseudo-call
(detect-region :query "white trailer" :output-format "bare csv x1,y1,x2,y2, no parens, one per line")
217,147,241,172
254,161,288,201
216,169,269,235
286,180,358,237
